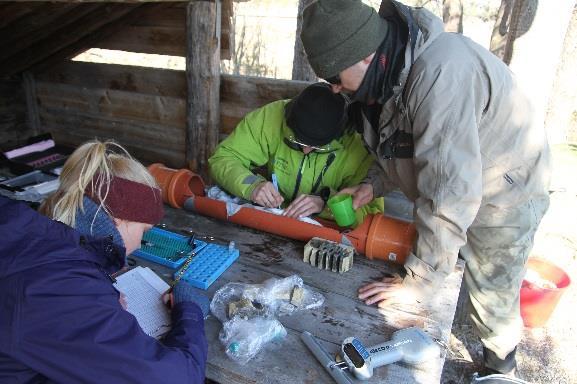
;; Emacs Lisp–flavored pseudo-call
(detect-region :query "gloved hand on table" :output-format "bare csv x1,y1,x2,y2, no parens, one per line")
172,281,210,318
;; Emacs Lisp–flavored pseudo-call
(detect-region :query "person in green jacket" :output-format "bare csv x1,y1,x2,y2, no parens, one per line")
208,82,383,225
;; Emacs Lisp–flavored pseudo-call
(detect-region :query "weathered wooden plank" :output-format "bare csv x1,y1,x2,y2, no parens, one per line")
186,1,220,176
2,3,155,77
36,61,187,98
22,72,40,136
0,3,41,30
31,4,168,75
36,65,306,137
93,3,232,58
0,78,30,147
7,1,192,3
219,101,254,134
96,25,186,56
220,74,309,106
36,81,186,128
0,4,102,67
218,75,309,134
39,107,185,151
38,100,186,168
130,4,186,27
220,0,234,60
0,3,80,62
48,129,184,168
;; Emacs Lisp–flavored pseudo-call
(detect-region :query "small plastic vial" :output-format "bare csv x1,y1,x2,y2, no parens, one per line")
228,241,235,253
228,342,240,354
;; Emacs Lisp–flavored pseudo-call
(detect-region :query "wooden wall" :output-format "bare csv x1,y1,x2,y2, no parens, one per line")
94,2,233,60
36,62,186,167
9,0,308,170
0,78,31,149
35,61,308,168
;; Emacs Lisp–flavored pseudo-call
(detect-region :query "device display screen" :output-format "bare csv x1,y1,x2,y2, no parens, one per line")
343,343,365,368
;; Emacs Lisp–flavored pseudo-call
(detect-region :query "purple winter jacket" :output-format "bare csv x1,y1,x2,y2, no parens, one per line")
0,197,207,383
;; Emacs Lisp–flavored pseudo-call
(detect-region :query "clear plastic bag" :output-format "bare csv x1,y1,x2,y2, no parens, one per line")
219,317,287,365
210,275,324,364
210,275,325,323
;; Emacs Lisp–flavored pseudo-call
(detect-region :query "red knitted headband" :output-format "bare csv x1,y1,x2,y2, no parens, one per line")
85,176,164,225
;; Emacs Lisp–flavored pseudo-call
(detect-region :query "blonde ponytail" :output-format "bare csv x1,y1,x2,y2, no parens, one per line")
40,140,157,227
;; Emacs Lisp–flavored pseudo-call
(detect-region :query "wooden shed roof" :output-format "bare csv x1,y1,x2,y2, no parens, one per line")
0,1,235,78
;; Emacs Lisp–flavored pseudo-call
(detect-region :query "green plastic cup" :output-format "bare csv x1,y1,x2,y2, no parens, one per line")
327,194,356,227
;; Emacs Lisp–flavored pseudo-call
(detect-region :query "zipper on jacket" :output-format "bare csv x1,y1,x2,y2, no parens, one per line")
311,153,336,194
290,154,308,201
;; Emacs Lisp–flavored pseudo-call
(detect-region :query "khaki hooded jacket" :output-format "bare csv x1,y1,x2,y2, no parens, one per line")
363,1,551,295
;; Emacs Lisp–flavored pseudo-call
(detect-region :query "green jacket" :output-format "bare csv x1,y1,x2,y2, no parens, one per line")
208,100,384,225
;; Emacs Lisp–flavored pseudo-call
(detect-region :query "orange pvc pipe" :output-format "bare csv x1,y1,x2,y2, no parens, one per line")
185,194,353,245
149,163,205,208
148,164,416,265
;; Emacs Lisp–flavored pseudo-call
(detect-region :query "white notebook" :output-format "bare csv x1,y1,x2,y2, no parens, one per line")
113,266,171,339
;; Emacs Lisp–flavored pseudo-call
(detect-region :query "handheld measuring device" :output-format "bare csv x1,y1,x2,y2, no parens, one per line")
301,327,441,382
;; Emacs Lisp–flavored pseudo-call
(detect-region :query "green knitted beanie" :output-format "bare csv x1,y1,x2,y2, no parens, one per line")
301,0,389,79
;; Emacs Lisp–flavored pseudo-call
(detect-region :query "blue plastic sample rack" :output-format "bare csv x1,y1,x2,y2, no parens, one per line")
175,243,240,290
133,227,207,269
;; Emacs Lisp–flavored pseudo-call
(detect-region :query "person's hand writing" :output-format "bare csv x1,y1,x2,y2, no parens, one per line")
339,183,373,209
172,281,210,318
119,292,128,310
251,181,284,208
284,194,324,218
358,274,419,308
162,290,174,309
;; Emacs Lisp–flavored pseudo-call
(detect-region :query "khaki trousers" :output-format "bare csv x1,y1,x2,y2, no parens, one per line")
460,196,549,360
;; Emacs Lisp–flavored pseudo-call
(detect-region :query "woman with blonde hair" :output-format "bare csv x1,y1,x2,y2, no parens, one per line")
0,140,208,384
41,140,162,256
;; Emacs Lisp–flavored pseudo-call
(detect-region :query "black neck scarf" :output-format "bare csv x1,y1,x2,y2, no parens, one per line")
352,16,408,131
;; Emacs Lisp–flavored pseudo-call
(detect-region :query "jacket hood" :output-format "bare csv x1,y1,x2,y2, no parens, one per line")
0,197,125,279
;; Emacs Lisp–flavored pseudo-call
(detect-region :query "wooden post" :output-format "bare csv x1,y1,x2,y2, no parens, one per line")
22,71,40,135
186,0,221,178
291,0,316,81
442,0,463,33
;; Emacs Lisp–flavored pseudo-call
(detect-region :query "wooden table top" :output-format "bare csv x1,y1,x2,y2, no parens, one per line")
134,205,464,384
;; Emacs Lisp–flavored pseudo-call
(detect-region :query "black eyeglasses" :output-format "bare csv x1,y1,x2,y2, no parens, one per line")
324,74,341,85
284,136,333,153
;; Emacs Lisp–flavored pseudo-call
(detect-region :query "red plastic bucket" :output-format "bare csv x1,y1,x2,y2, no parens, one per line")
520,258,571,328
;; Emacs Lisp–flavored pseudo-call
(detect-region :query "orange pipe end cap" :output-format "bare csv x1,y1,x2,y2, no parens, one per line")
147,163,172,203
167,169,196,208
365,215,416,265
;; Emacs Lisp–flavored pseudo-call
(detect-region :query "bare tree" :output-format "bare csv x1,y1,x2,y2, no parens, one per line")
500,0,575,141
221,13,275,78
292,0,316,81
545,3,577,143
490,0,513,59
502,0,539,64
442,0,463,33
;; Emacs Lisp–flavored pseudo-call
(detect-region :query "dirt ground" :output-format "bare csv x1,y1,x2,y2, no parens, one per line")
441,144,577,384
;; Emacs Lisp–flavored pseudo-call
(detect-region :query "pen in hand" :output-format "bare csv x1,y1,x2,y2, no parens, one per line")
271,173,281,209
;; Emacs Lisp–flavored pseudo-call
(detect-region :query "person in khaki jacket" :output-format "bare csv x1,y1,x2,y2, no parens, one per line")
301,0,550,378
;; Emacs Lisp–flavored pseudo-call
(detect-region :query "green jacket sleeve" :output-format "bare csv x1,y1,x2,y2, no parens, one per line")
208,101,285,200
